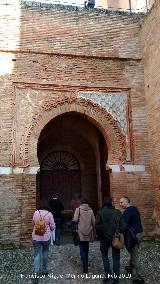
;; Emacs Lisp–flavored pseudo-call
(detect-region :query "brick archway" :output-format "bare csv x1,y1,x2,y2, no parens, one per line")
20,95,126,166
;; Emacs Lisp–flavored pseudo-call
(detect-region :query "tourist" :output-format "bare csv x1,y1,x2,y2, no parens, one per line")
84,0,95,8
32,200,55,283
95,197,126,284
72,198,95,273
49,194,64,245
120,196,144,284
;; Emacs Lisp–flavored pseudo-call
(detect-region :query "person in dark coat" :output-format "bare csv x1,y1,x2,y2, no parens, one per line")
95,197,126,284
120,196,144,284
84,0,95,8
49,194,64,245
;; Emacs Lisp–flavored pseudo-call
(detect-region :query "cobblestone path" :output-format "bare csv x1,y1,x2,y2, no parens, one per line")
0,238,160,284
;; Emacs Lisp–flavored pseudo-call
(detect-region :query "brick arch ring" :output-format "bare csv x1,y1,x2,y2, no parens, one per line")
19,96,126,166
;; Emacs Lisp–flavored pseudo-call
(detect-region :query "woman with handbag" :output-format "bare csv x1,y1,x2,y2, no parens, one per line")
72,198,95,273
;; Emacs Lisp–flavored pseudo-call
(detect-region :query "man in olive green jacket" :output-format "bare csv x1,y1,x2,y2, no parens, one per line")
96,197,126,284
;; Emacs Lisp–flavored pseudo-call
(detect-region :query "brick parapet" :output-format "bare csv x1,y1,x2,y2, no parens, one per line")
0,0,144,59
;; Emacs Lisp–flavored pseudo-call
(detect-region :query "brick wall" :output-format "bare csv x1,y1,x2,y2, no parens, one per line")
141,0,160,236
0,0,156,245
0,1,143,58
0,175,23,245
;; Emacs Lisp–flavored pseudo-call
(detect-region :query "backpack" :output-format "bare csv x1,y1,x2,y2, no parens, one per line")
35,210,49,236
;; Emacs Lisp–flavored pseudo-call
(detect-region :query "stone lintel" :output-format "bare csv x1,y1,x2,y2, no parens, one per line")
0,165,145,174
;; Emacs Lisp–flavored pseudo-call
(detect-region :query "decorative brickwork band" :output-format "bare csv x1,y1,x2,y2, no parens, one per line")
19,95,126,166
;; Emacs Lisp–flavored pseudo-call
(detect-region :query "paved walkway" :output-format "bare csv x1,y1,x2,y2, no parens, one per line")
0,236,160,284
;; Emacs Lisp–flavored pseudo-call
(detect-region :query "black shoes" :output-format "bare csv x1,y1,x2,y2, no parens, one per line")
82,262,88,273
32,279,38,284
83,266,88,273
125,265,133,274
32,272,48,283
41,272,48,277
55,239,60,245
132,279,145,284
103,278,111,283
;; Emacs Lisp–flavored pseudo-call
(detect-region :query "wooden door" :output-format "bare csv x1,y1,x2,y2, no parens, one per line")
39,170,81,210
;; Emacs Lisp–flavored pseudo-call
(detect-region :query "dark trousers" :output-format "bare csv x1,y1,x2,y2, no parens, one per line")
101,240,120,284
54,218,61,244
79,241,89,272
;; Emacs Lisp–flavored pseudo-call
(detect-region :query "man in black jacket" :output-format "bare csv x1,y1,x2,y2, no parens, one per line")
49,195,64,245
120,196,144,284
96,197,126,284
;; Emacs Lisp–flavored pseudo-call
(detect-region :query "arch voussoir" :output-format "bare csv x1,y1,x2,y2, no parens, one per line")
20,96,126,166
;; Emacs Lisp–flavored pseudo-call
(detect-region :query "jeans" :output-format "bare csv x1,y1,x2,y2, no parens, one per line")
101,240,120,284
79,241,89,272
54,218,62,244
33,239,51,273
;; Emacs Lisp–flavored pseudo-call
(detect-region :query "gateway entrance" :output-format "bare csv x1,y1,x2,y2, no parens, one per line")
37,112,110,218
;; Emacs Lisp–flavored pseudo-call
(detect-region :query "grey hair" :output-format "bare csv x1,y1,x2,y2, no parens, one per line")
122,196,130,204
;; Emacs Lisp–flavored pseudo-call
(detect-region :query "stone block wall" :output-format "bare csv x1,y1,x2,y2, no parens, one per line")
141,0,160,236
0,0,156,244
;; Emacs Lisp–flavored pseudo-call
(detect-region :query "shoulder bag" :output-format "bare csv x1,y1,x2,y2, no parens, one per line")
112,216,124,249
72,208,80,246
